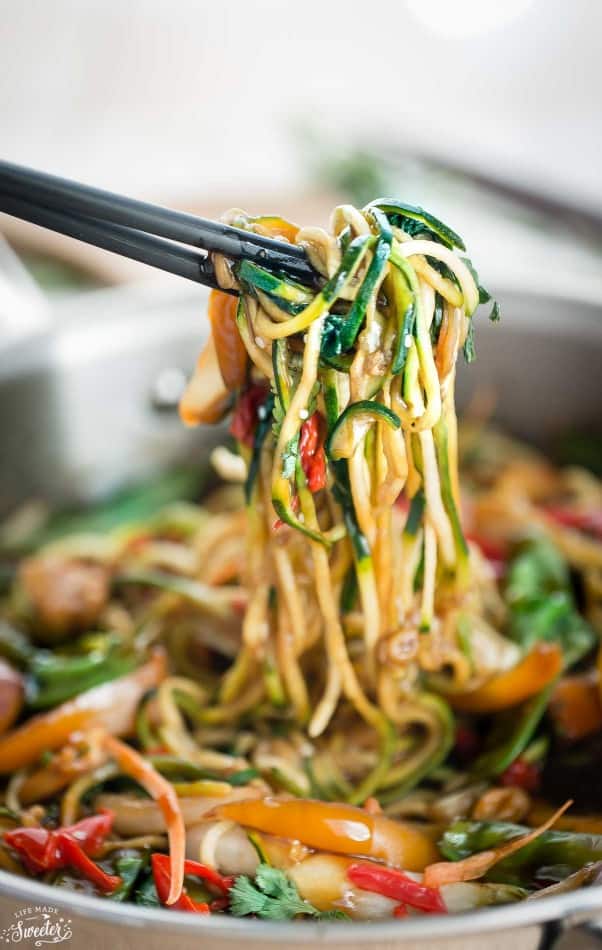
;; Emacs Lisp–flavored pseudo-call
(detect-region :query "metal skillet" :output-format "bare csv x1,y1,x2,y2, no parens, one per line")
0,283,601,948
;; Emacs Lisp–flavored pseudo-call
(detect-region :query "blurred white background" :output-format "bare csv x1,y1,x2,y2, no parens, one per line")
1,0,601,317
2,0,600,204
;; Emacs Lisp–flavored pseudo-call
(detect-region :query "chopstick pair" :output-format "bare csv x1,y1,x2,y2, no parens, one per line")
0,160,321,292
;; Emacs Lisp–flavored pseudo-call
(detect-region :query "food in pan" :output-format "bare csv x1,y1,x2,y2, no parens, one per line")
1,200,601,920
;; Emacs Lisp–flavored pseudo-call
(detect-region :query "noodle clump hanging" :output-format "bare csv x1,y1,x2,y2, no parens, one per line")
181,199,497,801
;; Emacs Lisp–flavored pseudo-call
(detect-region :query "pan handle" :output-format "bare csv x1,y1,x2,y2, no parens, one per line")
539,917,602,949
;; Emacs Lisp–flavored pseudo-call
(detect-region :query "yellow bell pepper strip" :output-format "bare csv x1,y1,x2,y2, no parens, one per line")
103,734,185,907
211,797,439,870
449,642,562,714
423,800,571,888
0,649,166,774
207,289,248,391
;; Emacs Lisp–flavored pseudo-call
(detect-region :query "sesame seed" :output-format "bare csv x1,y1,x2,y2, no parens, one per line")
299,409,309,420
404,333,413,348
255,336,265,349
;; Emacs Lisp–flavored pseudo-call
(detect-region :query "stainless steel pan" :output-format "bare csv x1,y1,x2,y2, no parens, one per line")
0,286,601,949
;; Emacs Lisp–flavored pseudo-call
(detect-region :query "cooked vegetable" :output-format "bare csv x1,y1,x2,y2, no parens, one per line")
505,539,596,667
103,735,185,906
450,644,562,714
229,863,348,920
212,798,438,870
207,289,248,390
4,812,120,891
439,812,602,887
347,863,446,913
424,802,571,887
0,650,166,773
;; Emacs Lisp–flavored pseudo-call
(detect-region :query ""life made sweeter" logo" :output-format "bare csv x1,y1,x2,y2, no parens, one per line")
1,906,73,946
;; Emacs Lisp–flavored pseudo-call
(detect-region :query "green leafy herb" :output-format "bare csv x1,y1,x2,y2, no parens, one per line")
133,871,161,907
229,864,349,920
506,538,595,667
462,321,476,363
281,436,299,480
109,854,146,902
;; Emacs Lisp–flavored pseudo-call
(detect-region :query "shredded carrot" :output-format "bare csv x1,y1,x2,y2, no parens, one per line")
103,734,185,905
423,800,573,888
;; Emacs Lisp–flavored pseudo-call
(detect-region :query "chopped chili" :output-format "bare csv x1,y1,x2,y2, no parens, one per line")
299,412,327,492
499,757,541,793
4,811,114,874
56,833,121,893
230,385,269,447
347,863,447,914
151,852,233,914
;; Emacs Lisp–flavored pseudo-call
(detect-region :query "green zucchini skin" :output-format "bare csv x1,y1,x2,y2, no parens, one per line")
325,400,401,462
238,259,313,304
367,198,466,251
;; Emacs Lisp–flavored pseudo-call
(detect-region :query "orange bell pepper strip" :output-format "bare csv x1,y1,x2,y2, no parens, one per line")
211,797,439,871
0,649,166,774
103,735,185,906
549,671,602,741
207,289,248,391
449,642,562,714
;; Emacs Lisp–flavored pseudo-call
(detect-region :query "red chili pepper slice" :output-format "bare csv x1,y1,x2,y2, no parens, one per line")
4,811,115,874
299,412,327,493
543,506,602,541
347,863,447,914
499,757,541,793
56,833,121,893
3,826,58,874
151,853,233,913
152,853,208,913
230,384,268,448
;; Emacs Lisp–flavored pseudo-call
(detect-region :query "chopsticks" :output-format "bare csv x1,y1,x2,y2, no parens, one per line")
0,160,321,291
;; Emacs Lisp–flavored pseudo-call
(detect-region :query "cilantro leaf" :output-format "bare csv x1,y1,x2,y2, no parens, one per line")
229,863,349,921
281,436,299,479
463,321,476,363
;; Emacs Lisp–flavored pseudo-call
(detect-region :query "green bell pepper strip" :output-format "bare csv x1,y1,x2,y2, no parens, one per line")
440,820,602,887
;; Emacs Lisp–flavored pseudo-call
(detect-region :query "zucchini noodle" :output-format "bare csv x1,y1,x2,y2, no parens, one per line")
179,199,492,796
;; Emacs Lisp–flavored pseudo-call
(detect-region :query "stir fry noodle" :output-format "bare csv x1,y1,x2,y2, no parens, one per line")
1,199,601,920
